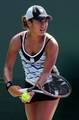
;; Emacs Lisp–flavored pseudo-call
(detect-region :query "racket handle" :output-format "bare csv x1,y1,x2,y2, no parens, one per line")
18,86,35,93
18,88,28,93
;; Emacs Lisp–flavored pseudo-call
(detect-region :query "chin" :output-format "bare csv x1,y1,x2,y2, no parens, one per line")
39,31,46,36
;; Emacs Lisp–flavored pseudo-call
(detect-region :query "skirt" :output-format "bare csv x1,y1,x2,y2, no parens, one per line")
25,81,58,103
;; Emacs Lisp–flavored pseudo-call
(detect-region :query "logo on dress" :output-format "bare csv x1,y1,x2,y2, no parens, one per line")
30,58,35,63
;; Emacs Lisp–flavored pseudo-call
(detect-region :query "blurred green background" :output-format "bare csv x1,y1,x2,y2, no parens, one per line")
0,0,79,120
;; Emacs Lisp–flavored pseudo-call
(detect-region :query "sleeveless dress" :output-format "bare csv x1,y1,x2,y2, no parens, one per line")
19,31,59,102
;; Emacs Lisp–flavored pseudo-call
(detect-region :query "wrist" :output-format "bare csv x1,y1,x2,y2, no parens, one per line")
5,81,13,90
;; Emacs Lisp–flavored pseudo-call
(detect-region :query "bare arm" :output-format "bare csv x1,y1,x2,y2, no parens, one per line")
4,34,22,97
36,37,59,88
4,35,20,82
43,38,59,74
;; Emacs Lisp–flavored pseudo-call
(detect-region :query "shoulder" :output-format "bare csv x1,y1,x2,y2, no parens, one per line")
10,31,26,43
9,31,26,48
8,31,26,52
44,33,59,59
45,33,59,49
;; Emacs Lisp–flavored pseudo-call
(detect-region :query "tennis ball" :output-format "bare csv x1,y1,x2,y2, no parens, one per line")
20,92,31,103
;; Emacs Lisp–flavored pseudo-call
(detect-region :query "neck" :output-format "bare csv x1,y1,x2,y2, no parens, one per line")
28,31,44,43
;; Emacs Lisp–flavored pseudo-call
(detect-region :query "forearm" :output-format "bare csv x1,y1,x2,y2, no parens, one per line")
4,65,22,97
37,58,57,87
4,66,13,83
39,60,54,81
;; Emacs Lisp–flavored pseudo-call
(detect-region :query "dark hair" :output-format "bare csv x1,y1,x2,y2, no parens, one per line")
21,16,33,29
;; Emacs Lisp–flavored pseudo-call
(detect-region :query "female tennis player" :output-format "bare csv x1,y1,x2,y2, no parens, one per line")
4,5,60,120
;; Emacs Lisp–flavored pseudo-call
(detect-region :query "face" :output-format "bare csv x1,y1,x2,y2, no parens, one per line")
28,18,49,36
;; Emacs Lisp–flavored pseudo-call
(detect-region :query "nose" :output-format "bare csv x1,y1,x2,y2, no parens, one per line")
40,20,47,28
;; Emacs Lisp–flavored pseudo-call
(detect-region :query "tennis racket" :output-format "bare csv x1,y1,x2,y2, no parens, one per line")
19,74,72,98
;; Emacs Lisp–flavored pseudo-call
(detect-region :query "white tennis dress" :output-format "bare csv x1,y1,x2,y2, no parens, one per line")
19,31,59,85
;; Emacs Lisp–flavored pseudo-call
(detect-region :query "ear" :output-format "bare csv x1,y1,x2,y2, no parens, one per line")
27,20,32,28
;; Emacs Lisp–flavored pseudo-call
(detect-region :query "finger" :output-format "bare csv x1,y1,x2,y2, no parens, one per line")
36,84,42,89
29,92,35,96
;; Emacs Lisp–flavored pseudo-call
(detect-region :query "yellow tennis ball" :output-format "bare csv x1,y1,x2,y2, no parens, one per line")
20,92,31,103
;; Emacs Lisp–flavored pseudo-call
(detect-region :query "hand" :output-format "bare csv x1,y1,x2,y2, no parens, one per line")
19,91,35,103
27,92,35,103
8,85,22,97
35,73,48,89
35,79,45,89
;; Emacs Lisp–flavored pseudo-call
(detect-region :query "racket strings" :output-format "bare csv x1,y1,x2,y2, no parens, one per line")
44,76,71,97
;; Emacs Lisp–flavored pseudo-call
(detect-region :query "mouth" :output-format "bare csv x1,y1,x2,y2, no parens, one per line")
40,29,46,32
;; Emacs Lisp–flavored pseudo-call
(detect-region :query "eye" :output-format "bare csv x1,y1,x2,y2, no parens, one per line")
41,18,48,23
